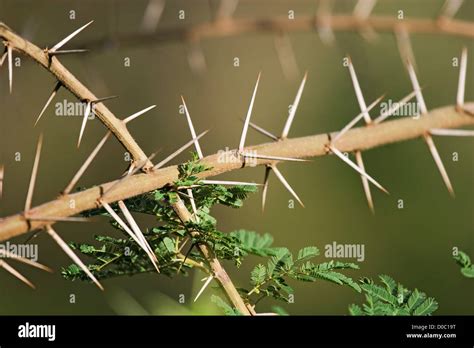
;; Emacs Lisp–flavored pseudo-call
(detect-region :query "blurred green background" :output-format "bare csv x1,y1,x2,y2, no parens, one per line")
0,0,473,315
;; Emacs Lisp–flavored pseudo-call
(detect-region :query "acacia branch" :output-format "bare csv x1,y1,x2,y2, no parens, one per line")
0,103,473,241
172,197,251,315
77,15,474,51
0,22,151,168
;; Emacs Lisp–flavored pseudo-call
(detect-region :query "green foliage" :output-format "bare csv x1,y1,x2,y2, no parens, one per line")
349,275,438,316
210,295,242,316
241,246,361,306
453,250,474,278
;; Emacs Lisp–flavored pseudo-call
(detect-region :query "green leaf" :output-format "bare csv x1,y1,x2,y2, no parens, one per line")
413,298,439,316
162,237,175,253
250,264,266,286
210,295,241,316
379,274,397,294
296,246,319,262
348,304,364,316
461,266,474,278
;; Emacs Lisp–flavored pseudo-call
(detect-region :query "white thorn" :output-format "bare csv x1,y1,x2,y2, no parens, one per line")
187,188,200,223
430,128,474,137
406,61,428,115
7,45,12,94
333,94,384,142
63,132,111,194
123,105,157,124
239,72,261,152
201,180,260,186
77,101,91,148
262,166,271,212
355,151,374,213
181,96,203,159
0,259,35,288
347,57,371,124
457,47,467,108
373,91,417,124
50,20,94,52
329,145,389,194
46,225,104,290
241,152,308,162
353,0,377,19
271,165,304,207
153,130,208,170
35,82,61,126
281,72,308,138
423,134,454,197
117,201,160,273
194,275,213,302
25,134,43,212
141,0,165,32
216,0,239,20
439,0,464,19
274,33,300,81
0,50,6,67
248,121,279,141
0,250,52,273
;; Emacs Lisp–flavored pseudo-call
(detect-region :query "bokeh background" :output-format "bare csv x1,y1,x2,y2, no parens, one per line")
0,0,473,315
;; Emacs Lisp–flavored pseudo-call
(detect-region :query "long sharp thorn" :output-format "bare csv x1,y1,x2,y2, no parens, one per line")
241,152,309,162
347,57,371,124
0,49,6,67
187,189,200,223
333,95,384,142
406,61,428,115
239,72,261,152
216,0,239,20
63,132,111,195
439,0,464,19
329,145,389,194
194,275,214,302
25,134,43,212
423,134,454,197
35,82,61,126
100,200,153,258
117,201,160,273
50,20,94,52
0,259,35,288
46,225,104,290
153,130,209,169
77,101,91,148
248,121,278,141
141,0,166,32
457,47,467,108
123,105,157,124
7,45,12,93
48,49,88,56
201,180,260,186
271,165,304,207
91,95,118,104
0,250,53,273
355,151,374,213
26,216,92,223
430,128,474,137
374,90,417,124
262,166,271,212
396,28,417,71
181,96,203,159
281,72,308,139
102,150,159,198
274,33,300,82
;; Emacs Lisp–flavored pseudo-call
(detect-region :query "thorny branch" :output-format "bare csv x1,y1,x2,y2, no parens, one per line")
0,102,473,241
